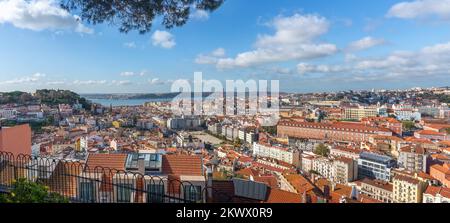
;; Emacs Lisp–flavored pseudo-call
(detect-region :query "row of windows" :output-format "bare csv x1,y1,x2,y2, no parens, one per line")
79,182,202,203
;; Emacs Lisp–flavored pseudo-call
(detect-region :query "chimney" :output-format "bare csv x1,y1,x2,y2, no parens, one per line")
138,158,145,174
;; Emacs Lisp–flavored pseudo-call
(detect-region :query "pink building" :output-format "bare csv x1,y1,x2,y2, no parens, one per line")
0,124,32,156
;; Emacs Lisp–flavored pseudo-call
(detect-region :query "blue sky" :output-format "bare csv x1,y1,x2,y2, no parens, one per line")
0,0,450,93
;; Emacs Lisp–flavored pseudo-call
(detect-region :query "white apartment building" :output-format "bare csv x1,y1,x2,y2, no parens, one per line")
423,186,450,203
344,106,387,120
393,174,426,203
0,109,16,119
312,157,334,180
252,143,300,167
333,157,358,184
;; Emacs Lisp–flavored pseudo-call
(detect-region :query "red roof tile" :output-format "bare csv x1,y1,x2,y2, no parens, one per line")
85,153,127,172
162,155,203,176
265,188,301,203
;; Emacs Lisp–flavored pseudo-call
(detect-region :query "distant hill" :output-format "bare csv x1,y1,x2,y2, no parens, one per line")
0,89,91,109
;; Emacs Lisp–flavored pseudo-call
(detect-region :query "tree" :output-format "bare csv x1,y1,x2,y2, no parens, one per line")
0,179,69,203
61,0,225,34
445,128,450,134
314,143,330,157
402,121,415,131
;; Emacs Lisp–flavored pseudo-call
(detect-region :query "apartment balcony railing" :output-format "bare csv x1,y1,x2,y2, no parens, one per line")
0,151,233,203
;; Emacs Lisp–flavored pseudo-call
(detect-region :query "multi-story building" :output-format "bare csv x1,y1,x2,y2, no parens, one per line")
423,186,450,203
398,145,428,173
414,130,448,141
78,152,206,203
330,146,361,160
418,106,441,118
312,157,334,180
301,153,315,173
207,122,222,135
0,124,32,156
245,131,258,145
393,174,426,203
252,143,300,167
429,163,450,188
278,121,393,143
362,117,403,136
359,178,393,203
167,116,203,130
358,152,396,181
344,106,387,120
394,109,421,121
0,108,16,119
332,157,358,184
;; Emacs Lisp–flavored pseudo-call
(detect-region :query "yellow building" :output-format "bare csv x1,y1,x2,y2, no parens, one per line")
393,174,427,203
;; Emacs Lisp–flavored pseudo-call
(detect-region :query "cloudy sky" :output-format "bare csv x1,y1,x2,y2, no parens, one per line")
0,0,450,93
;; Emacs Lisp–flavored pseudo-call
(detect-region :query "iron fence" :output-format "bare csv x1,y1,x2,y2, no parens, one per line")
0,151,233,203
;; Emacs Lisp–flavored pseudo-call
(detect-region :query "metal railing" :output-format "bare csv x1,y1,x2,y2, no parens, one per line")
0,151,233,203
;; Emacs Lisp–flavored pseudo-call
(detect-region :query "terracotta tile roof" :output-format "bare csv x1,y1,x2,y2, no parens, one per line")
425,124,450,130
431,164,450,175
236,168,260,177
253,175,278,188
265,188,301,203
85,153,127,172
360,178,393,191
283,173,315,194
439,141,450,147
394,174,420,185
431,154,450,161
416,130,446,136
162,154,203,176
358,194,383,203
404,137,433,144
424,186,450,199
278,121,391,133
400,145,426,154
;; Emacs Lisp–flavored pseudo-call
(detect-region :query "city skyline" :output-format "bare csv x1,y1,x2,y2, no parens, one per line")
1,0,450,94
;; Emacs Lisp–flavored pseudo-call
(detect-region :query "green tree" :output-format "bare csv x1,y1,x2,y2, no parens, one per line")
445,128,450,134
314,143,330,157
61,0,224,34
402,121,415,131
0,179,69,203
262,126,277,135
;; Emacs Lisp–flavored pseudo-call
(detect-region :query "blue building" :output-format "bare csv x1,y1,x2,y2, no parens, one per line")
358,152,396,181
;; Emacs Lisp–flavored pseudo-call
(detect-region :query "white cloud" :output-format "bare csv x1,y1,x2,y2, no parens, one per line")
139,70,148,76
0,72,46,85
387,0,450,20
195,48,226,64
148,78,172,85
120,71,135,77
73,80,107,85
112,80,132,86
347,36,386,52
296,41,450,82
191,9,209,20
210,13,337,69
212,48,226,57
151,30,176,49
0,0,93,34
46,81,65,85
123,42,137,48
297,63,348,75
